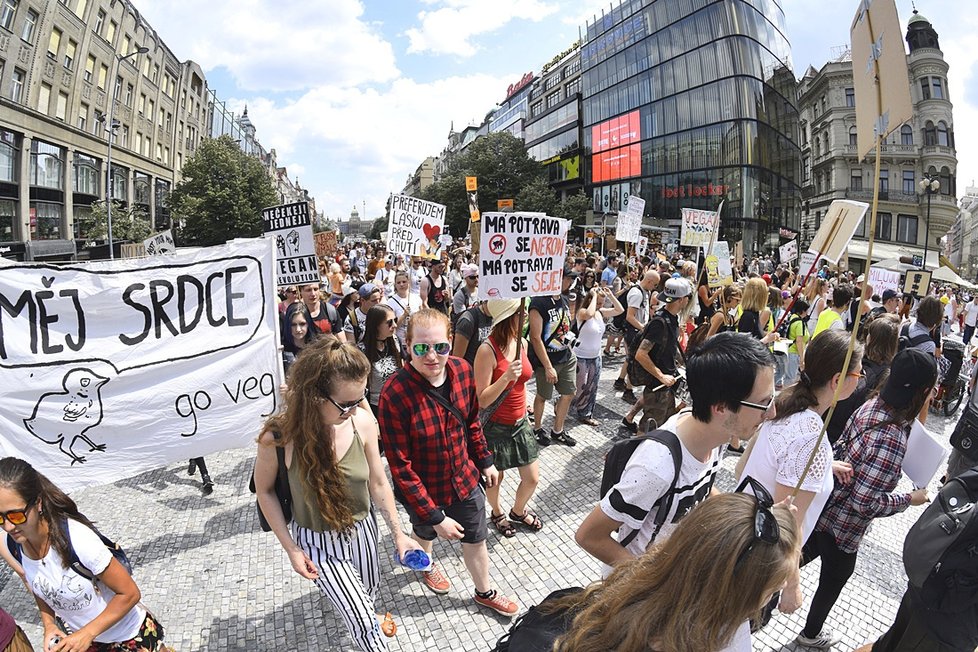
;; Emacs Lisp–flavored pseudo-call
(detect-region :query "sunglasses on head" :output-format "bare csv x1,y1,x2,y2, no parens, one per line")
734,476,780,570
411,342,451,357
0,499,35,526
323,388,368,416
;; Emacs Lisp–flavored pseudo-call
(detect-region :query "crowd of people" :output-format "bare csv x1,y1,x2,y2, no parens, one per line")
3,236,978,652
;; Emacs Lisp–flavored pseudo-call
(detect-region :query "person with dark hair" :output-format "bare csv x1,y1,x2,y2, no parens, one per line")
904,295,944,358
344,283,382,345
784,298,810,386
360,304,402,418
283,302,319,373
575,332,776,577
796,348,935,649
737,330,862,614
0,457,170,651
255,337,419,651
299,283,345,340
812,285,853,340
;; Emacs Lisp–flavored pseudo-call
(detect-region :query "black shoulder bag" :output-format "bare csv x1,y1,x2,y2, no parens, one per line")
249,432,292,532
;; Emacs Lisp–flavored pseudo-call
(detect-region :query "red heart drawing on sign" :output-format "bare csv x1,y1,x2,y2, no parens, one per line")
423,224,441,240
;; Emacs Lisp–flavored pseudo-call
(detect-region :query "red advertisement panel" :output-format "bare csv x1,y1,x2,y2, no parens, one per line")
591,143,641,183
591,110,640,153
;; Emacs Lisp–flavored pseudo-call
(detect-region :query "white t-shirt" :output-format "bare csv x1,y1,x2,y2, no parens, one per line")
575,313,607,360
21,519,144,643
739,408,833,543
966,301,978,327
387,293,421,349
410,266,426,295
599,412,722,578
625,286,648,326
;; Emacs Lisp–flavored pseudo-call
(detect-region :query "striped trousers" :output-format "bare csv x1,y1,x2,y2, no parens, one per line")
292,510,387,652
573,355,602,419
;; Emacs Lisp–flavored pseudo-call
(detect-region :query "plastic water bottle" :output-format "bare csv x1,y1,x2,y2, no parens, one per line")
396,549,432,571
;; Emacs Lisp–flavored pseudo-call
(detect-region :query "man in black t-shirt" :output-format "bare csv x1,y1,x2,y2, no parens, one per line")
452,302,493,365
298,283,345,341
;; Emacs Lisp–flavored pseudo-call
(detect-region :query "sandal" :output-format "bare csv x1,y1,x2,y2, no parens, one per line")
490,513,517,538
380,612,397,637
509,509,543,531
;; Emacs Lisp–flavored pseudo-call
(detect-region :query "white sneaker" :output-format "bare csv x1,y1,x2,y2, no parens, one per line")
796,628,842,648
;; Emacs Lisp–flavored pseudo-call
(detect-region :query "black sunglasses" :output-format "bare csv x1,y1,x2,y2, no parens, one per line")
734,476,780,570
323,388,368,416
0,498,36,525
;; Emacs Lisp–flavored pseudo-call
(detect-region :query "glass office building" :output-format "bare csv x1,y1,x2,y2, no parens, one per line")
582,0,801,250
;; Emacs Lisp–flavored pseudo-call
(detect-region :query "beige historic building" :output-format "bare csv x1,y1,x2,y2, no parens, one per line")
797,11,958,274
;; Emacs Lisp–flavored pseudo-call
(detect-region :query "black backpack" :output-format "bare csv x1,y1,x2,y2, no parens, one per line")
903,468,978,612
611,285,640,330
599,429,682,548
490,587,584,652
6,518,132,582
899,322,932,351
777,315,806,340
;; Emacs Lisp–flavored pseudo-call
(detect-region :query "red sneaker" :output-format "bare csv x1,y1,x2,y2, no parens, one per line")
474,590,519,617
421,564,450,594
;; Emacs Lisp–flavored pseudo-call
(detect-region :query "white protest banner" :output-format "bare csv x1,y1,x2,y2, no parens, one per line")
868,267,901,296
800,251,819,276
144,230,175,256
680,208,719,249
387,194,447,260
480,212,569,299
707,241,733,287
0,238,280,492
624,194,645,220
779,239,798,263
636,236,649,257
616,211,641,243
808,199,868,265
262,201,318,286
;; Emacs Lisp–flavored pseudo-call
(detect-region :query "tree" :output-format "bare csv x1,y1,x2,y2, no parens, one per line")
87,201,153,243
554,190,593,228
516,178,558,215
169,135,279,246
418,132,546,236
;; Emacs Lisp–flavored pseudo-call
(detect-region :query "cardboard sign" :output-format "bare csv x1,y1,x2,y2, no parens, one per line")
680,208,719,249
497,199,514,211
0,239,280,492
636,236,649,257
386,194,447,260
799,251,819,278
616,211,641,243
904,269,931,299
868,267,901,296
779,239,798,263
314,231,339,258
808,200,868,265
708,241,733,287
466,177,480,222
262,201,318,285
143,230,175,256
480,212,569,299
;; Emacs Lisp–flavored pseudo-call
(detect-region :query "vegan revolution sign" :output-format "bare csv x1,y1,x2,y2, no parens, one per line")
0,238,281,491
262,201,318,286
387,194,447,259
480,212,569,299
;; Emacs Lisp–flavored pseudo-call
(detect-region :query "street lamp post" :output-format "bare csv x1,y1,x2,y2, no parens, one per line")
919,173,940,271
104,46,149,260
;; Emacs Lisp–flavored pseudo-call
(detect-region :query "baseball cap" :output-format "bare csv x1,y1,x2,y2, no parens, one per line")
357,283,379,299
658,278,692,303
881,289,899,302
880,348,937,406
761,273,772,285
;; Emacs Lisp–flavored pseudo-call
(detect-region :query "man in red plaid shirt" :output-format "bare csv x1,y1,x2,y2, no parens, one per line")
379,309,519,617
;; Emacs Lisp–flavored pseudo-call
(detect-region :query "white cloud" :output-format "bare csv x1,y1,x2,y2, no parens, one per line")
138,0,398,92
405,0,558,57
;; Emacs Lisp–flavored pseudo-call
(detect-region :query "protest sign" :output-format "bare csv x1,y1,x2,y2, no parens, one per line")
707,241,733,287
733,241,743,268
779,239,798,263
868,267,901,296
480,212,569,299
314,231,338,258
387,194,447,260
0,238,280,492
262,201,318,286
636,236,648,257
439,234,453,248
616,211,641,243
807,200,868,265
144,230,175,256
680,208,719,249
800,251,819,276
466,177,480,222
904,269,931,298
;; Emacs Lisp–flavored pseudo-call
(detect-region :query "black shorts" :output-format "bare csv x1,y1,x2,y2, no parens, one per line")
410,486,488,544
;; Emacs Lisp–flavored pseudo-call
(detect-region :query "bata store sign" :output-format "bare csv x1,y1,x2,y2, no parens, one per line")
591,110,642,183
505,72,534,99
660,183,728,199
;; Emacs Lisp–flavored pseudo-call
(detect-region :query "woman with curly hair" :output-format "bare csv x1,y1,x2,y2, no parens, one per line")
552,491,801,652
253,336,421,651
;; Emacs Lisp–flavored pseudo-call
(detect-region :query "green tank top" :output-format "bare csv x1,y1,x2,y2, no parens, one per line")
288,424,371,531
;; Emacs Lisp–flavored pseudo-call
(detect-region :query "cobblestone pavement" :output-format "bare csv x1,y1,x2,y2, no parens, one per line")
1,350,964,652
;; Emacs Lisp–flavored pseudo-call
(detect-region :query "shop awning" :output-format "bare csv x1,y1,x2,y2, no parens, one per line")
845,239,939,271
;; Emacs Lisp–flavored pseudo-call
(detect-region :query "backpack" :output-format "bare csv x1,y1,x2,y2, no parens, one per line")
626,313,676,388
599,429,682,549
903,467,978,612
777,315,806,341
490,587,584,652
898,322,932,351
611,285,639,330
950,403,978,462
346,306,363,343
6,519,132,583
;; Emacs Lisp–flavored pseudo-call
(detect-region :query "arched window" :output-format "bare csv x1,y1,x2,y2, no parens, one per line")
940,166,952,196
901,124,913,145
924,121,937,146
937,121,949,147
849,126,857,146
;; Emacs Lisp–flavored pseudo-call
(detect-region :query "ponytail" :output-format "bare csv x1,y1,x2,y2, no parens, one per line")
774,330,862,420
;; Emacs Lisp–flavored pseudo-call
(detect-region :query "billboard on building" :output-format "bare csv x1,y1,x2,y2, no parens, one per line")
591,110,642,183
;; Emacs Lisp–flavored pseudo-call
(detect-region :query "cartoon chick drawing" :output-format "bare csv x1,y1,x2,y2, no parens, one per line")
24,368,110,465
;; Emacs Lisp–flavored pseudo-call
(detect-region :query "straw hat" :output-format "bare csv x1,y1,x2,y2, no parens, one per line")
487,299,523,329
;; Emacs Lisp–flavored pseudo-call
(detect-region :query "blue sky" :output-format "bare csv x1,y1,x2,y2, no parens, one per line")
138,0,977,224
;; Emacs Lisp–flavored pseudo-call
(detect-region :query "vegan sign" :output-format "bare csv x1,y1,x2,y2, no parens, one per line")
480,212,569,299
387,194,447,259
0,239,280,491
262,201,318,286
680,208,719,249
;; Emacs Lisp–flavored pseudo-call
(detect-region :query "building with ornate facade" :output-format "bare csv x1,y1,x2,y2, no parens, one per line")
797,11,958,274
